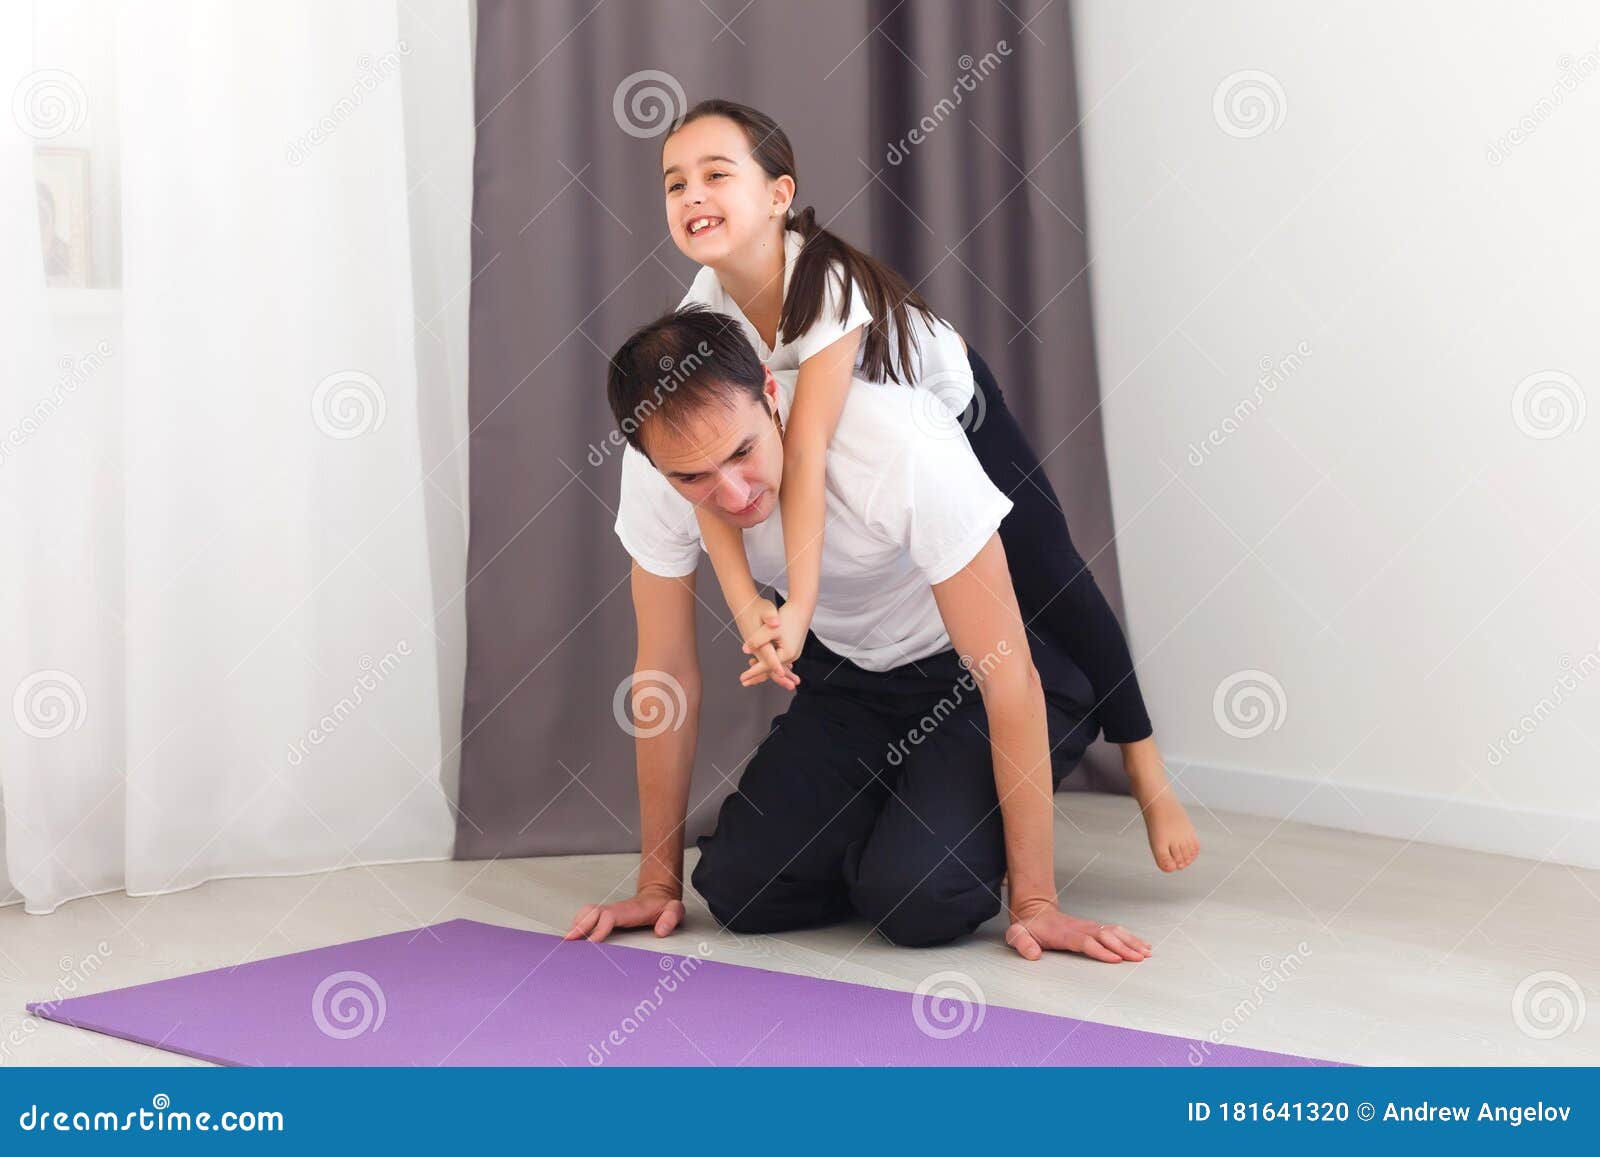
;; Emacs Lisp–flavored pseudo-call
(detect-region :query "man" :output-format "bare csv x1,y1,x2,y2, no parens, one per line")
565,305,1153,962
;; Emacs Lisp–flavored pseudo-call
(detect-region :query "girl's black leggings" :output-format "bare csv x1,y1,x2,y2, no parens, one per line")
959,347,1152,744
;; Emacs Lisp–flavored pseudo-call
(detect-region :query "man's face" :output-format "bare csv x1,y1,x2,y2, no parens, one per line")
642,370,784,530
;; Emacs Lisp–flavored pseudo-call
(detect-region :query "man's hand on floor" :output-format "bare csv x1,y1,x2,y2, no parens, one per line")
564,886,685,942
1004,901,1152,963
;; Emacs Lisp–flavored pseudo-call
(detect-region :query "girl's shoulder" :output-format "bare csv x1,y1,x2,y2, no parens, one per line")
678,263,723,311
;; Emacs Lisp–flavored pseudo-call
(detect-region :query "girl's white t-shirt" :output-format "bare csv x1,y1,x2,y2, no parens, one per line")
677,228,977,418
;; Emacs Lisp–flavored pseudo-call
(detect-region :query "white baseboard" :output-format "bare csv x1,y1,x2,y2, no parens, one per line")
1166,759,1600,872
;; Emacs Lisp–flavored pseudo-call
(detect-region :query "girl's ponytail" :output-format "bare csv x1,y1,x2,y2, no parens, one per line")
782,203,939,386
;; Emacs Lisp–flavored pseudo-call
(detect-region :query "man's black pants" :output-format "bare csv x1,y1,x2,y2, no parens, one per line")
691,631,1099,948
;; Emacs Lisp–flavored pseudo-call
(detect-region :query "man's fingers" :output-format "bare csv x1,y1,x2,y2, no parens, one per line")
1078,935,1122,963
1099,929,1148,961
1116,927,1153,954
1099,923,1152,954
587,909,616,943
564,904,599,941
1005,922,1043,961
654,900,684,937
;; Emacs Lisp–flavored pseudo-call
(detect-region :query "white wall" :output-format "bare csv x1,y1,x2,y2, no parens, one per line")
1073,0,1600,867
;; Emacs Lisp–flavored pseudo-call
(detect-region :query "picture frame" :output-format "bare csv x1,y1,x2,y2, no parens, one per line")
34,146,93,289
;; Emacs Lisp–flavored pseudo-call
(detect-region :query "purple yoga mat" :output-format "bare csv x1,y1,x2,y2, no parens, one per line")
27,918,1343,1066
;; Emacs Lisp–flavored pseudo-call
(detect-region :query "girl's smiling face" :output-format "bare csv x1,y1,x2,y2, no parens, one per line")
662,115,792,264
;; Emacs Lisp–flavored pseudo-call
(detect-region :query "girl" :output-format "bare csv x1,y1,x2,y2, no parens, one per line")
659,99,1199,873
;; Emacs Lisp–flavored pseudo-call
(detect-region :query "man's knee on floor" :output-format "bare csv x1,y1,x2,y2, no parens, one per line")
848,867,1002,948
690,842,754,929
691,842,798,934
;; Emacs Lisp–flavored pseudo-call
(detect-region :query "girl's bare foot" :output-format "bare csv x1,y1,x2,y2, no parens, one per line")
1121,739,1201,872
1137,789,1200,871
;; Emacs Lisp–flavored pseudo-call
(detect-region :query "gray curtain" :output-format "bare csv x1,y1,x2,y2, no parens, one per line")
455,0,1129,862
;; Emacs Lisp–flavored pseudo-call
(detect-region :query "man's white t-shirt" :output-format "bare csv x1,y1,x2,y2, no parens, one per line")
678,228,977,418
613,371,1013,672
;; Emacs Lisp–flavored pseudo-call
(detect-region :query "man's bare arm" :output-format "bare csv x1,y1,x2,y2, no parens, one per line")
628,560,702,897
566,560,701,941
929,534,1056,918
931,534,1152,963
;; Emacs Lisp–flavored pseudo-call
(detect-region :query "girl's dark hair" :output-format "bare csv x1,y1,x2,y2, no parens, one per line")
666,98,941,385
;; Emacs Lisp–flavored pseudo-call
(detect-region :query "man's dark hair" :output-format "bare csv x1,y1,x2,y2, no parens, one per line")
605,304,767,456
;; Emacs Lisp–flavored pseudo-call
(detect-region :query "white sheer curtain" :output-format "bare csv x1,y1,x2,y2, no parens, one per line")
0,1,473,915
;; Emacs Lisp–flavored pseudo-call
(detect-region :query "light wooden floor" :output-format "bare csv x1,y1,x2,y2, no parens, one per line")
2,793,1596,1066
